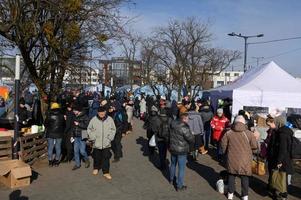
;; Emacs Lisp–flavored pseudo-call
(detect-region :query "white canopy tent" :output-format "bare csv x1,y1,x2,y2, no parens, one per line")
209,61,301,117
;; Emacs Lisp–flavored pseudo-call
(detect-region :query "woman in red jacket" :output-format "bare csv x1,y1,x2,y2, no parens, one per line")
210,108,229,161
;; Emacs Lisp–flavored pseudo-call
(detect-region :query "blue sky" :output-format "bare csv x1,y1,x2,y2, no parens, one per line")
121,0,301,76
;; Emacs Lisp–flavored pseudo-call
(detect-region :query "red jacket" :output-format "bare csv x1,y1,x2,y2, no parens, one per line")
210,115,229,141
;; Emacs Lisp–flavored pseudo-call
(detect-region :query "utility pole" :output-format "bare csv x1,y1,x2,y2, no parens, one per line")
228,32,264,72
252,56,264,67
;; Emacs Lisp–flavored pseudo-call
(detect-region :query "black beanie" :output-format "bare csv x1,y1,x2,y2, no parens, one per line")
98,106,106,112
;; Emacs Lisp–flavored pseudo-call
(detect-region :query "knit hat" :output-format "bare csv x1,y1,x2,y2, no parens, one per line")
98,106,106,112
50,102,60,110
217,108,223,115
19,97,25,105
235,115,246,124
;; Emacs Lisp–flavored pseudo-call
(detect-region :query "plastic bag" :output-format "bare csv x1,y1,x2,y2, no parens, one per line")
271,169,287,193
149,134,156,147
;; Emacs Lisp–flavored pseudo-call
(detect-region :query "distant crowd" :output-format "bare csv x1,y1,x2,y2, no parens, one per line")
16,90,300,200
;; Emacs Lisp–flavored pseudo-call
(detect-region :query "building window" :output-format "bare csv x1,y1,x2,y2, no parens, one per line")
234,73,240,76
225,73,230,77
217,81,224,86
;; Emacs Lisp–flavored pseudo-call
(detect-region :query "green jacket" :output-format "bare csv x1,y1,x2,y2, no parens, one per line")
87,115,116,149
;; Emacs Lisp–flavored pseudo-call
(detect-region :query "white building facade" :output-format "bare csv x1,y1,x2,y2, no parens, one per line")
212,71,244,88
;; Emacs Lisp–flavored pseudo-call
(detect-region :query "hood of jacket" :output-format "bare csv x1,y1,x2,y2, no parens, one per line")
232,122,247,132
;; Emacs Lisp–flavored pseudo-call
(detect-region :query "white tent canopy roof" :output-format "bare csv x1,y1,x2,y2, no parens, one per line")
209,61,301,116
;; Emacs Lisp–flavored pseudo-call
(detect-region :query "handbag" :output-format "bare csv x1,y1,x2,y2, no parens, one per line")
149,134,156,147
271,169,287,193
252,159,266,176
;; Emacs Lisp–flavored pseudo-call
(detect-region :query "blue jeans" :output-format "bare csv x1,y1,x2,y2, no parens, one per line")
170,154,187,188
47,138,62,161
204,129,211,149
74,137,88,167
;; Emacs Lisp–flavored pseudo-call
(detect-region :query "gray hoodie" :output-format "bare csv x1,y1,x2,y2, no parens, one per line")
187,111,204,135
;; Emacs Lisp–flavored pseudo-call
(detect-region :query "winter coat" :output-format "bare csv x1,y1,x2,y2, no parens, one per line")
19,106,30,126
45,109,65,139
110,109,127,134
140,99,147,113
221,122,258,176
268,126,294,174
73,111,89,138
187,111,204,135
89,100,100,119
64,110,75,135
199,107,214,130
210,115,229,141
87,115,116,149
126,105,134,123
169,120,195,155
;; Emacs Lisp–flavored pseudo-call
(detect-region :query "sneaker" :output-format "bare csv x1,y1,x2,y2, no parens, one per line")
53,160,60,167
48,160,53,167
177,186,187,192
92,169,99,175
85,159,90,168
103,173,112,180
228,193,234,200
72,165,81,171
241,196,248,200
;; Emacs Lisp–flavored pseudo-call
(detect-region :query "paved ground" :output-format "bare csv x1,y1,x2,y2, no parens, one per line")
0,118,300,200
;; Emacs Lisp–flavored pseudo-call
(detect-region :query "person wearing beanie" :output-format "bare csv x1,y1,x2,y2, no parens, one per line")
44,102,65,167
87,106,116,180
210,108,229,161
72,105,90,170
221,115,258,200
266,114,293,199
199,103,214,150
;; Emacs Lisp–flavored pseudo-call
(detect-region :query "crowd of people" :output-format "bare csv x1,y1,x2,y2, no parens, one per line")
16,90,300,200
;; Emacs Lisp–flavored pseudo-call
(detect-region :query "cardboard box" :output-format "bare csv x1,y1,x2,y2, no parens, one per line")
0,130,14,138
0,160,32,188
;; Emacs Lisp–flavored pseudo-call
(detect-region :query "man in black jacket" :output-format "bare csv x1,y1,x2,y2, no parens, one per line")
45,103,65,166
62,103,75,162
169,113,194,191
72,106,90,170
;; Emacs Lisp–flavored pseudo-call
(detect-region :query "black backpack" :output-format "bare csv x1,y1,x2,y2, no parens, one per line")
291,135,301,159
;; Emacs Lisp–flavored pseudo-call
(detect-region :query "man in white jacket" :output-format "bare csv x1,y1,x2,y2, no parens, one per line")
87,106,116,180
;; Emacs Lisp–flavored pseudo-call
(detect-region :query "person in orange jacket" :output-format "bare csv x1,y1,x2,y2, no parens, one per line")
210,108,229,161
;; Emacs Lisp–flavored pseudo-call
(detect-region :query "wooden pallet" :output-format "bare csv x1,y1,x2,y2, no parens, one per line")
0,136,12,160
19,132,47,165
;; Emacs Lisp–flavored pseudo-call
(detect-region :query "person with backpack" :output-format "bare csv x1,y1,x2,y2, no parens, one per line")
157,108,172,170
108,103,127,162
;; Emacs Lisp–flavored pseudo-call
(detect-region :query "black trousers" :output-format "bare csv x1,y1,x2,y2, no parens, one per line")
62,133,73,161
93,148,111,173
111,132,123,159
228,174,249,197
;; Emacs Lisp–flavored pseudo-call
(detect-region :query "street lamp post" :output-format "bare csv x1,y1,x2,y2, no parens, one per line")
13,55,21,159
228,32,264,72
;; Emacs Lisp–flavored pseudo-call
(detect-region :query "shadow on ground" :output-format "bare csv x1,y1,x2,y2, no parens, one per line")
136,136,170,184
9,190,29,200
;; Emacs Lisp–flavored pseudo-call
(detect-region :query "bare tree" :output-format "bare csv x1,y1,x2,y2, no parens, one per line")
150,18,240,100
0,0,126,103
115,28,142,90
